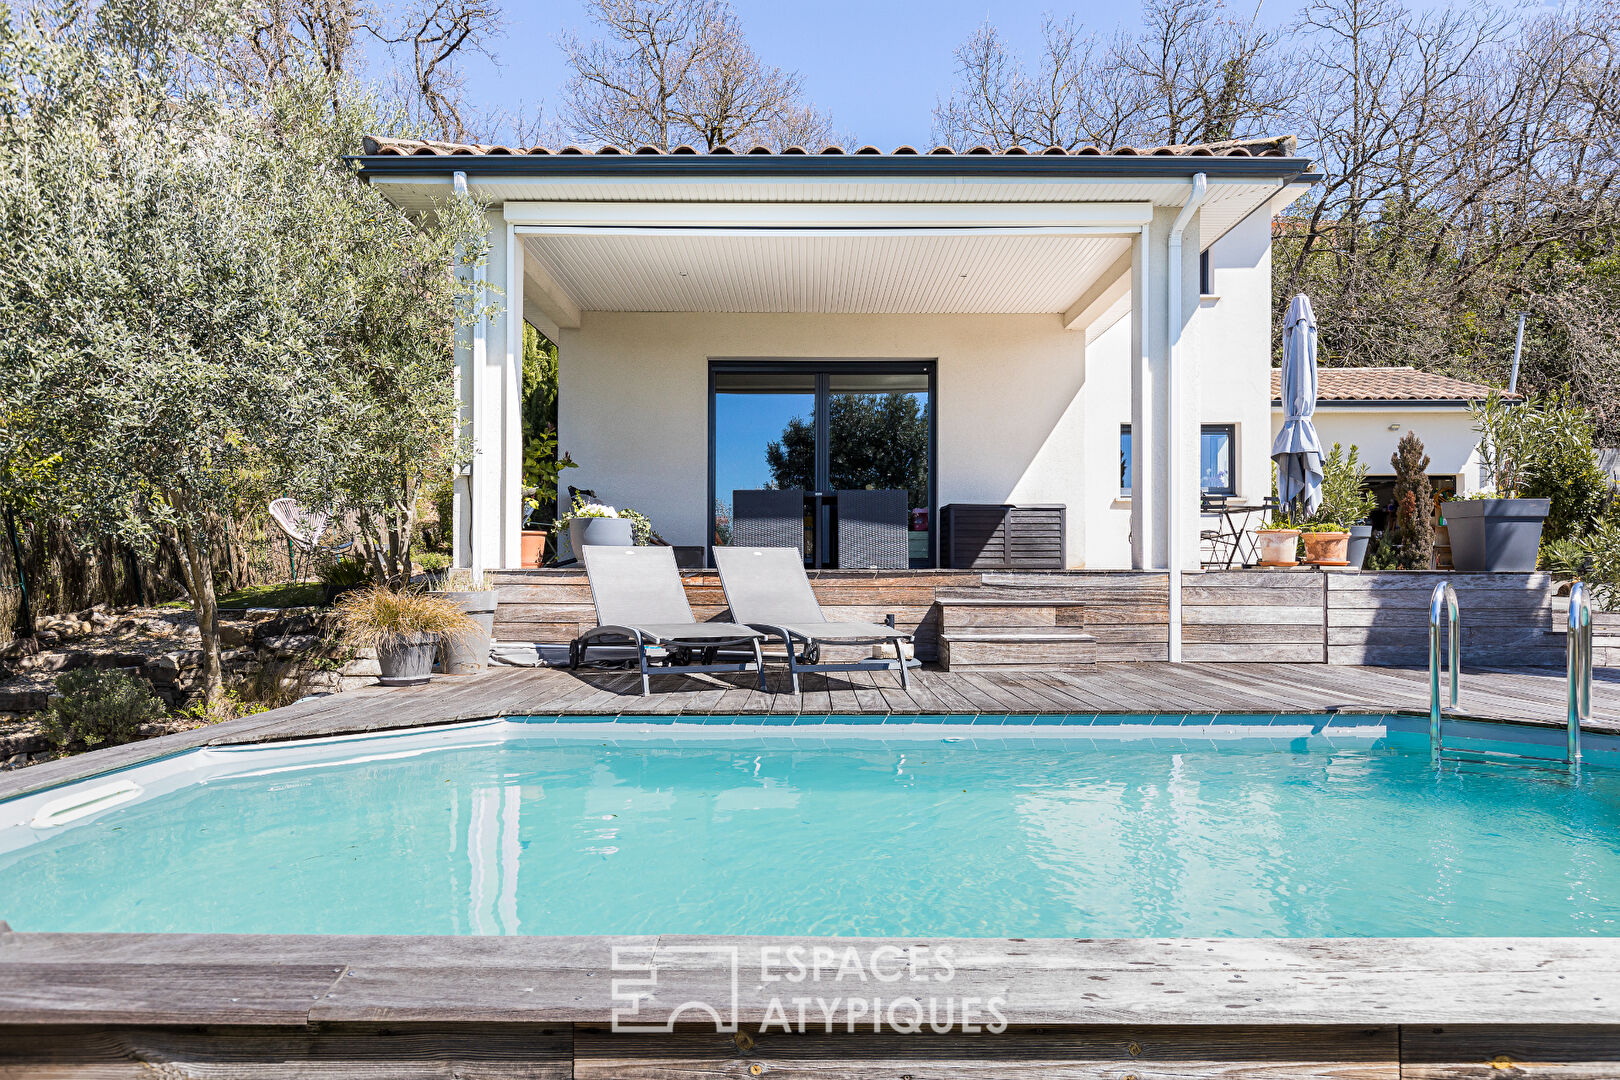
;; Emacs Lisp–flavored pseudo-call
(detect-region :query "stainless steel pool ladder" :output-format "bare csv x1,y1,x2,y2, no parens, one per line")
1428,581,1459,762
1429,579,1587,771
1566,581,1591,772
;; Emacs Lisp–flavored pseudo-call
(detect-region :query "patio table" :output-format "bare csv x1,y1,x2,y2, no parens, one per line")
1200,496,1275,569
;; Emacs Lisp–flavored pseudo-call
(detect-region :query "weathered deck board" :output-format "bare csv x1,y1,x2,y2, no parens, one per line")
573,1025,1400,1080
4,934,1620,1027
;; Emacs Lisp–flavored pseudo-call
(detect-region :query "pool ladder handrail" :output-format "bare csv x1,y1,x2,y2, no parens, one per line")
1428,581,1460,762
1567,581,1591,771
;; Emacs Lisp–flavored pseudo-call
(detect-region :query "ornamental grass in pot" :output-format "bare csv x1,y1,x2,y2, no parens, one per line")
335,585,477,686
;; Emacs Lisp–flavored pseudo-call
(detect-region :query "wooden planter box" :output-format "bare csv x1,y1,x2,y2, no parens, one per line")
939,504,1065,570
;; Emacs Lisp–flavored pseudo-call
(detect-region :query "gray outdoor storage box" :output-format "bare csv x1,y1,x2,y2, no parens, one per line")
939,504,1066,570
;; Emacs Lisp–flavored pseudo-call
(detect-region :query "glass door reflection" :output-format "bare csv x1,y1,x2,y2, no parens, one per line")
826,371,932,567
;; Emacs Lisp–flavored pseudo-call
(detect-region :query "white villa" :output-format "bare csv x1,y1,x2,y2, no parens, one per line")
359,135,1318,575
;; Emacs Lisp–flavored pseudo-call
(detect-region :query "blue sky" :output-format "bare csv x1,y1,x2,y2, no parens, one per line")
448,1,1111,149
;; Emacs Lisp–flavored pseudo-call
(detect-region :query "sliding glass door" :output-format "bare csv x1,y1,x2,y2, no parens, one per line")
710,360,936,567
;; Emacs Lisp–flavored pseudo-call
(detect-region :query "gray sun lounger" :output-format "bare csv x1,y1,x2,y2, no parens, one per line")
573,545,766,695
712,545,916,693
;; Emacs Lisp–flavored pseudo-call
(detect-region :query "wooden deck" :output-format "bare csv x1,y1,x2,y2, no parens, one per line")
2,929,1619,1076
3,661,1616,801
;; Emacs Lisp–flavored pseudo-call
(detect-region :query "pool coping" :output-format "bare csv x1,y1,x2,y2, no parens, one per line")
3,927,1618,1028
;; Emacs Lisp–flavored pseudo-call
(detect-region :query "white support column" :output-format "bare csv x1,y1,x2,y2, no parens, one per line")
1129,205,1204,652
502,225,525,569
1129,222,1160,570
469,211,523,572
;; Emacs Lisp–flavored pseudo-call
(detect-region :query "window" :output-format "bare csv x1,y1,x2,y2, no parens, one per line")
1119,423,1234,495
1199,249,1212,295
1119,425,1132,495
1200,424,1235,494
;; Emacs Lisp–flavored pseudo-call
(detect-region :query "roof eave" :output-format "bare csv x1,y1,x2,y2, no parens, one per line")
350,153,1318,184
1271,398,1482,409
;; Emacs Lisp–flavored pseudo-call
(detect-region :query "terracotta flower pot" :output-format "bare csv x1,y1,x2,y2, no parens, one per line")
520,529,548,568
1302,531,1351,566
1255,528,1301,567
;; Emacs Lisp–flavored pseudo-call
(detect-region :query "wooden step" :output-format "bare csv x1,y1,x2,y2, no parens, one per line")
939,629,1097,670
937,594,1084,632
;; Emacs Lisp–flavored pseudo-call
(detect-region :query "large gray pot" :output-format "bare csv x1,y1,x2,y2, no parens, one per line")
437,589,496,675
1346,523,1374,570
377,632,438,686
568,516,634,559
1442,498,1551,572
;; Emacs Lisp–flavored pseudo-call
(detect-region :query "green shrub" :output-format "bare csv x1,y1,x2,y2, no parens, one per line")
416,551,450,573
1471,387,1613,541
1572,519,1620,613
1310,443,1377,530
41,669,164,751
1389,431,1434,570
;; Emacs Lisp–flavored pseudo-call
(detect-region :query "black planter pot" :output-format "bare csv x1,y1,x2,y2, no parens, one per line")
1441,498,1551,572
376,632,438,686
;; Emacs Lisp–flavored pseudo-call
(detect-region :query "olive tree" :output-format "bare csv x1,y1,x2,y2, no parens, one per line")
0,0,487,704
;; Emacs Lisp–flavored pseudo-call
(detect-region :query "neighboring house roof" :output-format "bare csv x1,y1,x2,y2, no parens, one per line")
361,135,1298,158
1271,366,1513,407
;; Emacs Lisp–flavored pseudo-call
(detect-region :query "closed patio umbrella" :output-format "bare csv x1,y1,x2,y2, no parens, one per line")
1271,293,1324,517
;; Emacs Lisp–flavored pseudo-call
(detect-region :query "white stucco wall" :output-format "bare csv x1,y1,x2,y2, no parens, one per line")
1081,205,1275,568
556,312,1094,565
1273,406,1484,490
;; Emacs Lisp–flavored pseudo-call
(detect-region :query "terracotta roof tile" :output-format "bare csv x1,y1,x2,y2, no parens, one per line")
1270,366,1513,403
359,134,1299,159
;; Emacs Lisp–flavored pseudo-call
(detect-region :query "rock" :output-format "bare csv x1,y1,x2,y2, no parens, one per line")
218,624,252,647
260,633,318,658
0,689,49,713
143,656,181,684
89,652,150,670
1,637,41,660
25,651,91,674
339,656,381,677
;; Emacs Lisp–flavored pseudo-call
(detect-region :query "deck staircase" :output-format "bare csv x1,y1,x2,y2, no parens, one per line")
936,592,1097,670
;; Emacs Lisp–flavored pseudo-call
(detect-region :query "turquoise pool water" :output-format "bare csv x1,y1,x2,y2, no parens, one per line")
2,720,1618,937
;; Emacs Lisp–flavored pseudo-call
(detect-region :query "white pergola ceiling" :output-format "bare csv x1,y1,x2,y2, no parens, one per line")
520,232,1134,317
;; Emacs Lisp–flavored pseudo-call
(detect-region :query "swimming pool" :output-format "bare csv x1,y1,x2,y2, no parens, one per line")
2,716,1617,938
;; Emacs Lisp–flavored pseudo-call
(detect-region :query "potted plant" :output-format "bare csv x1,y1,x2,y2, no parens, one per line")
1444,390,1553,572
1301,522,1351,566
335,585,476,686
1306,444,1377,568
559,495,634,556
1255,514,1302,567
427,569,496,676
521,432,575,568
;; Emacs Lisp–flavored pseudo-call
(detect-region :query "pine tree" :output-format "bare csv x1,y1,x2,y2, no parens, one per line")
1391,432,1434,570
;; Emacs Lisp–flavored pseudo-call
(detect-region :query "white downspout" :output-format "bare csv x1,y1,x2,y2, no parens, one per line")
1166,172,1208,663
453,170,482,578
